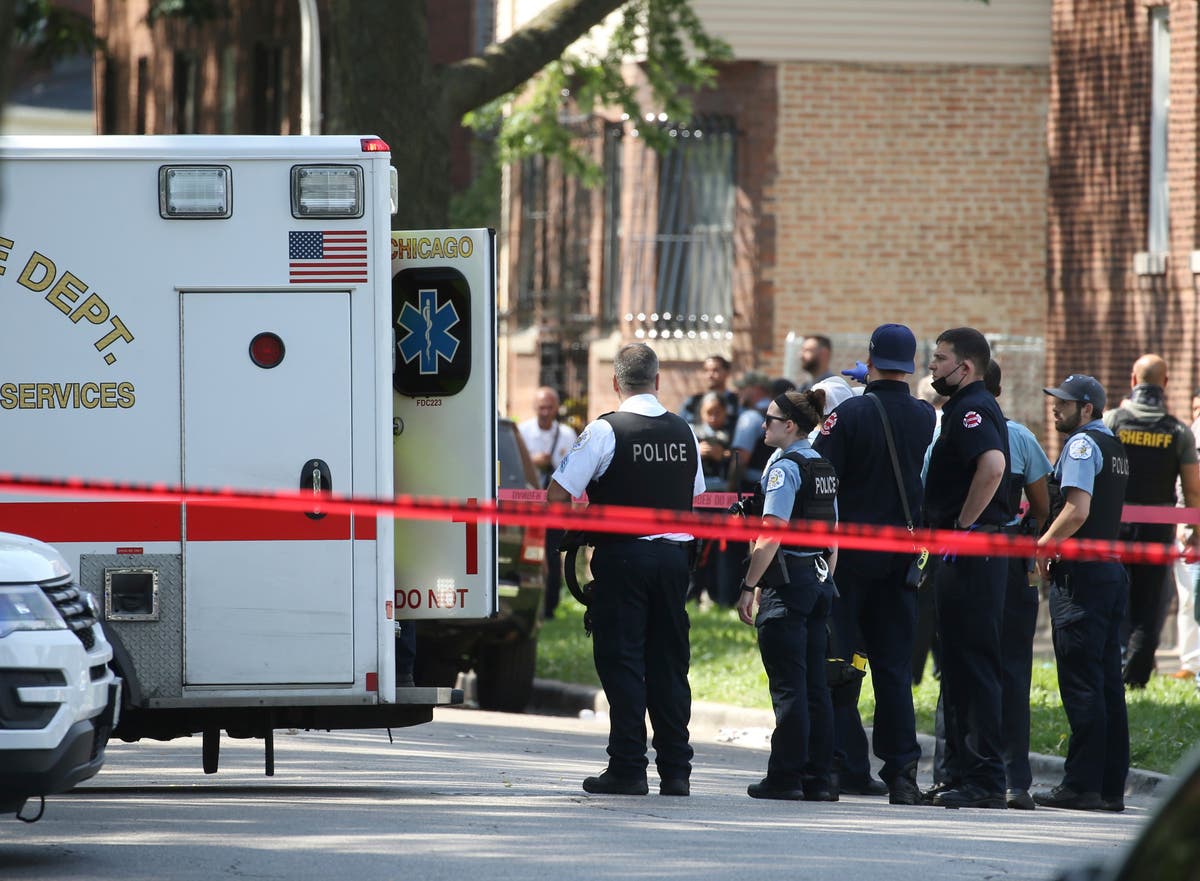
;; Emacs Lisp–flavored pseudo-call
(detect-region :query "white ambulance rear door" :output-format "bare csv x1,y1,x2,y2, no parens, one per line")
390,229,497,621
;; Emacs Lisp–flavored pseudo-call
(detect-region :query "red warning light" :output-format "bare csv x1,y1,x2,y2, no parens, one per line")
360,138,390,152
249,332,285,368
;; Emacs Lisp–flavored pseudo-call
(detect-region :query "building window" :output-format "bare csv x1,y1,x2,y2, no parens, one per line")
173,53,199,134
219,48,237,133
600,123,624,328
515,154,547,328
623,115,736,340
1139,6,1170,275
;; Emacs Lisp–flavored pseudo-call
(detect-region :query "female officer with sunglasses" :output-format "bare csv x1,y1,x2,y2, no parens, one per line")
737,388,839,801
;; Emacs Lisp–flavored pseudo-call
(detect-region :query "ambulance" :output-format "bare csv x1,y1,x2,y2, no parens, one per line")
0,135,497,773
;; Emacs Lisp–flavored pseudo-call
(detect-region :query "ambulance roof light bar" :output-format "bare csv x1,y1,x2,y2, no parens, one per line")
159,166,231,219
291,165,364,219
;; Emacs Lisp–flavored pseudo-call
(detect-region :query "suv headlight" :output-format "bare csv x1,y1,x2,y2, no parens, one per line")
0,585,68,639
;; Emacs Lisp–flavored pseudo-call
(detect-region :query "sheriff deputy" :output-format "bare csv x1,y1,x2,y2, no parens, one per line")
547,342,705,798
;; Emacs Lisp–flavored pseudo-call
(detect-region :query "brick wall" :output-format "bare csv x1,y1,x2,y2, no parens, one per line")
769,61,1049,370
1048,0,1198,433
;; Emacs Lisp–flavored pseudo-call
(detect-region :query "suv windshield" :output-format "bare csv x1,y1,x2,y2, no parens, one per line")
497,422,531,489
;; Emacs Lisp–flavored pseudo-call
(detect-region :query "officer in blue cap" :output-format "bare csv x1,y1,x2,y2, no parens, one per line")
813,323,936,803
1033,374,1131,811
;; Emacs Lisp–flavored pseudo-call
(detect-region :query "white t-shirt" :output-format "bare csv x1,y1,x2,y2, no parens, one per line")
518,418,578,475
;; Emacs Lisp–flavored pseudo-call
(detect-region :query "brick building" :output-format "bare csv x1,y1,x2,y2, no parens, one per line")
500,1,1052,429
1048,0,1198,431
91,0,487,194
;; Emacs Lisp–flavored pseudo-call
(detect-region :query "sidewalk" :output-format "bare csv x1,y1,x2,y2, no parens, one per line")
528,677,1171,798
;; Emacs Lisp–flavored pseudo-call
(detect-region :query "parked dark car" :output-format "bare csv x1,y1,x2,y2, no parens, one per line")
414,418,547,711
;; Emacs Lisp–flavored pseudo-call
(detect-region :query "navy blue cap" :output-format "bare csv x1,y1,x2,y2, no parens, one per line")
868,324,917,374
1043,374,1106,411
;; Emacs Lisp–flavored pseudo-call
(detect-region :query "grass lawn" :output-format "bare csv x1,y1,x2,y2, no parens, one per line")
537,596,1200,774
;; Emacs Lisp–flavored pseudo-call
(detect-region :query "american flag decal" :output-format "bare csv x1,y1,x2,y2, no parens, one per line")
289,230,368,283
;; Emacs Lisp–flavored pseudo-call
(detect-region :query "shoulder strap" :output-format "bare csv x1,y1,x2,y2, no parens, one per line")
866,392,914,532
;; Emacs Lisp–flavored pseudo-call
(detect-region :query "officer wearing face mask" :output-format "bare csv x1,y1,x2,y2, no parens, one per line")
921,327,1012,809
1102,354,1200,688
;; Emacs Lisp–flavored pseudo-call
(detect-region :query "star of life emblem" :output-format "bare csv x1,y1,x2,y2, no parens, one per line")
397,288,460,375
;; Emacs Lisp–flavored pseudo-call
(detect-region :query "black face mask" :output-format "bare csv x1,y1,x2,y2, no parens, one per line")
1130,384,1165,408
930,362,965,398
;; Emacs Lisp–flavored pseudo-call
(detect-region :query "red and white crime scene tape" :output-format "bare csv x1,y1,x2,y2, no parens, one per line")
0,473,1196,566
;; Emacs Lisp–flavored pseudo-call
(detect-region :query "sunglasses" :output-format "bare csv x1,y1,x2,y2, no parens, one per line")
762,413,791,426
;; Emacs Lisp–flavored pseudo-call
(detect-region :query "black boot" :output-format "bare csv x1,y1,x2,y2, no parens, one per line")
888,761,922,806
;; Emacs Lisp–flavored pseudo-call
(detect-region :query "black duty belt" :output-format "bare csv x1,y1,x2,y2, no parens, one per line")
646,538,692,548
602,537,692,548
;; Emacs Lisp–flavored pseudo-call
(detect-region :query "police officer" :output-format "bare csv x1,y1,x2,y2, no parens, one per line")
922,327,1011,809
1034,375,1130,811
812,323,935,804
1102,354,1200,688
984,360,1052,810
548,343,705,797
737,388,838,801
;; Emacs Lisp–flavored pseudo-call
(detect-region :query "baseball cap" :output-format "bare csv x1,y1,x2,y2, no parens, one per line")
867,323,917,374
1043,374,1106,411
735,370,772,390
811,376,855,414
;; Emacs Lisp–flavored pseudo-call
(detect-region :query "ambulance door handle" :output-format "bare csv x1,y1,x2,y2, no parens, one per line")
302,459,332,521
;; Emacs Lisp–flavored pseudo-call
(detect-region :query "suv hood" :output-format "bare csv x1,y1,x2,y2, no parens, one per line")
0,531,71,584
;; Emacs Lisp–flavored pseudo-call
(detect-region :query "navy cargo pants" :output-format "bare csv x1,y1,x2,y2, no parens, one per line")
588,540,693,782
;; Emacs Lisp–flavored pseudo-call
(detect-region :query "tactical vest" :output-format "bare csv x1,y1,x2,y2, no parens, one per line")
777,451,838,554
587,411,697,537
1048,429,1129,542
1108,408,1185,505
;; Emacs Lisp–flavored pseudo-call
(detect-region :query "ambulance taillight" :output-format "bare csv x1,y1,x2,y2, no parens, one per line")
249,332,285,369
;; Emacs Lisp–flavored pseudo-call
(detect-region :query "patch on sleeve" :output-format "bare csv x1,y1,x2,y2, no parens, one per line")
820,413,837,435
962,411,983,429
1068,437,1093,460
570,427,590,451
765,467,786,491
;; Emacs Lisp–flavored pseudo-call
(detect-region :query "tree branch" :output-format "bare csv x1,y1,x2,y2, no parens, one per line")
439,0,627,118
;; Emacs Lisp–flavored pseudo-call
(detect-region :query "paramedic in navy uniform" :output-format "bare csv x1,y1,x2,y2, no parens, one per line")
548,343,705,797
737,388,839,801
922,327,1011,809
1033,375,1131,811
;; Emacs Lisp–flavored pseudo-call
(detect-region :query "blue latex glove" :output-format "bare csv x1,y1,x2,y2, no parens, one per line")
942,523,978,563
841,360,869,384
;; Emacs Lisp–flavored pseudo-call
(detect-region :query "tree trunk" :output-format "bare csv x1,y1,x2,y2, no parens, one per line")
326,0,454,229
325,0,628,230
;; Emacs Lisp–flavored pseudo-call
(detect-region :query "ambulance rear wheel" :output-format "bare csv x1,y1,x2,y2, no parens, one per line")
475,638,537,713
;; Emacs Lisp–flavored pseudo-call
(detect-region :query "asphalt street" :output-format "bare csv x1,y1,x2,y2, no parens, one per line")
0,706,1152,881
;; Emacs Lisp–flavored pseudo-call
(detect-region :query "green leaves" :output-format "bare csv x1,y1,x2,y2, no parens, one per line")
13,0,99,67
466,0,732,186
